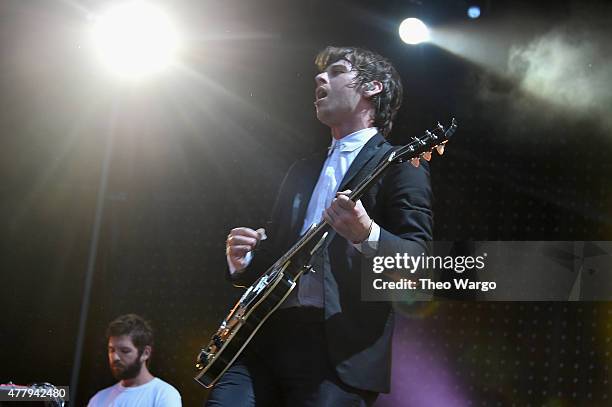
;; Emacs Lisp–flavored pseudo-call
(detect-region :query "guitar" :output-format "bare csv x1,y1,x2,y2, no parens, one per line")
194,118,458,388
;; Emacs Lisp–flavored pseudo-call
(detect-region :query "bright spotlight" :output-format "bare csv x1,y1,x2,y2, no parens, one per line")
467,6,481,19
399,18,430,45
91,1,179,78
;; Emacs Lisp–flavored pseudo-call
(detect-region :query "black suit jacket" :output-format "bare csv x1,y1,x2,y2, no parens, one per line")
230,133,433,393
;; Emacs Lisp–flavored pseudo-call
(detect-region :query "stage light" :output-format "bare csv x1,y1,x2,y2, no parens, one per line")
399,18,430,45
467,6,481,19
91,1,179,78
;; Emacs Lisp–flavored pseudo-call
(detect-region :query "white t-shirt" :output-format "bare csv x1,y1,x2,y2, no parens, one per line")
87,377,181,407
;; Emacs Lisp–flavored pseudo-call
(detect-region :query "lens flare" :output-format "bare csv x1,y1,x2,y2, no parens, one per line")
399,18,430,45
468,6,481,19
91,1,179,78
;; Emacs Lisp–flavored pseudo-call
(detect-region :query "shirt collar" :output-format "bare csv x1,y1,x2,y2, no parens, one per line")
328,127,378,155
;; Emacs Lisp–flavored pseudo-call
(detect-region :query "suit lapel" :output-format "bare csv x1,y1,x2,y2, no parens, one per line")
338,133,387,191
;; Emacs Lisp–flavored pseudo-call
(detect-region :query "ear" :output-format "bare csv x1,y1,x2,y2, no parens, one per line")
140,345,152,362
362,80,383,98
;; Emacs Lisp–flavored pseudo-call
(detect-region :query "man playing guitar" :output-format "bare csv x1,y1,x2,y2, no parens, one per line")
209,46,434,407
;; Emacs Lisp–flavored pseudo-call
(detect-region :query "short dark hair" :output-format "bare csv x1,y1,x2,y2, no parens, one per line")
106,314,154,355
315,46,403,137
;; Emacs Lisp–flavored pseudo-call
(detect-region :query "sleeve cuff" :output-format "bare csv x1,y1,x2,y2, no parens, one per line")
352,221,380,257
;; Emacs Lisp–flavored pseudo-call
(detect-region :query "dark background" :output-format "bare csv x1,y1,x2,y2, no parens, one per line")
1,0,611,405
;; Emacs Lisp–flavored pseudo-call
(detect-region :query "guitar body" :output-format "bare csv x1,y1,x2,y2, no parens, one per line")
194,261,304,388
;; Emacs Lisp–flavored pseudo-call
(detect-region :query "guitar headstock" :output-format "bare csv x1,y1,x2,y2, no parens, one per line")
389,118,458,167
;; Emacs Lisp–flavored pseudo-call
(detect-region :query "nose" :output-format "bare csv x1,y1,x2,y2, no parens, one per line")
315,71,328,86
110,352,120,362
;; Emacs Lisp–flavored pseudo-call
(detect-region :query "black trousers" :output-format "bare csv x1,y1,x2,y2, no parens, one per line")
205,307,378,407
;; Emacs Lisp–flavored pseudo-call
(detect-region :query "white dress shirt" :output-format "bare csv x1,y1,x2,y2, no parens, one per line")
229,127,381,307
299,127,380,242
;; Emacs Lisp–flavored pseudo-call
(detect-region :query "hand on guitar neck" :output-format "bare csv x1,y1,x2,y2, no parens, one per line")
323,190,373,244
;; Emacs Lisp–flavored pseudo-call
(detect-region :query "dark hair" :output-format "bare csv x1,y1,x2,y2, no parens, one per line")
315,46,403,137
106,314,154,355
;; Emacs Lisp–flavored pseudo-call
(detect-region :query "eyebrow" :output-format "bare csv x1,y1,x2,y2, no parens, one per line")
328,63,349,71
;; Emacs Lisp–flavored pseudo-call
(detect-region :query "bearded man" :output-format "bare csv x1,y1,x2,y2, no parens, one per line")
87,314,182,406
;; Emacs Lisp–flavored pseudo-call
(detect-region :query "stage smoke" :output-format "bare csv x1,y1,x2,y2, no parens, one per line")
506,25,612,133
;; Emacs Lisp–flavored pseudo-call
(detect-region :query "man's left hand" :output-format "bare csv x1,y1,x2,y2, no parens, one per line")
323,190,371,244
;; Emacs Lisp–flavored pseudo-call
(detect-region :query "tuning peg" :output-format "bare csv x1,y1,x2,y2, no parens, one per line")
425,130,437,141
421,151,432,161
436,122,444,132
436,144,445,155
410,157,420,167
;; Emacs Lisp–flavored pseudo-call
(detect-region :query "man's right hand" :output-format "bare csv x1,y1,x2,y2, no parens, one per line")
226,227,267,272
